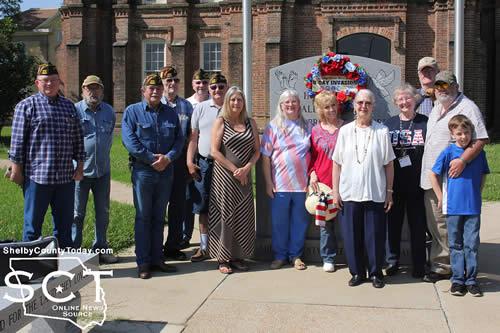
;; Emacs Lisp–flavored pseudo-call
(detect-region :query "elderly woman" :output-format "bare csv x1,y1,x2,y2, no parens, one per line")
309,91,344,272
332,89,395,288
383,84,427,278
261,89,311,270
209,86,260,274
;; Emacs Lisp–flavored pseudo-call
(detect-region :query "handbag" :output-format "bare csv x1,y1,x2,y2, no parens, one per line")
0,236,59,286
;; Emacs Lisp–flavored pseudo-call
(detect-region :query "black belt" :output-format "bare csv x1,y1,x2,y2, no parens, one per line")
197,154,213,163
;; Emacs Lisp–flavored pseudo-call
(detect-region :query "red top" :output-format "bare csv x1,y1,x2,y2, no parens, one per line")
309,123,342,188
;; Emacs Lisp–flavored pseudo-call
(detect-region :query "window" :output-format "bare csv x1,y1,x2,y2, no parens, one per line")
142,0,167,4
143,40,165,76
201,41,221,72
336,33,391,63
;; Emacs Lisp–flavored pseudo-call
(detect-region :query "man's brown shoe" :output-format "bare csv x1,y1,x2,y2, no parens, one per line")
138,264,151,279
191,248,210,262
151,262,177,273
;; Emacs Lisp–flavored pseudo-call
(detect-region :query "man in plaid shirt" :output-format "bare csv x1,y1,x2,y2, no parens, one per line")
8,63,85,248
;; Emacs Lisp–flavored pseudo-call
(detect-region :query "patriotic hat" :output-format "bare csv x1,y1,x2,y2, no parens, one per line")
305,182,338,221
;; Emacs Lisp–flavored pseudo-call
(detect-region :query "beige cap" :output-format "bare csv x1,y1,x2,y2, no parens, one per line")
82,75,104,88
418,57,438,72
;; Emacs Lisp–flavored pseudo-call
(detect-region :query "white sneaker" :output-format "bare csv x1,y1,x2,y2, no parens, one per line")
323,262,335,272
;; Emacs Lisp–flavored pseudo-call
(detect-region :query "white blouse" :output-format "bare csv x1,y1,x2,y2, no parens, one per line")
332,120,395,203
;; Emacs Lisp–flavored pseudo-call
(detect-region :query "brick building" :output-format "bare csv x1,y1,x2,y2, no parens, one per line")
56,0,499,132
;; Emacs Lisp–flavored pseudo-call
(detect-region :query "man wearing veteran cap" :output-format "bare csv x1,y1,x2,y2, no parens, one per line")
8,63,85,248
72,75,118,264
420,70,489,283
160,66,194,260
121,73,185,279
187,72,228,262
187,69,211,108
416,57,439,117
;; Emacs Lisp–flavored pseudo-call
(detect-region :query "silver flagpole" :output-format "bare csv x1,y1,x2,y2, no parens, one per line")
243,0,252,116
455,0,464,88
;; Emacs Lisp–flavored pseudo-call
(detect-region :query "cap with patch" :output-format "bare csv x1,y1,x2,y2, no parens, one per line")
418,57,438,72
209,73,227,85
160,66,177,79
434,70,457,85
192,69,209,80
37,63,58,76
143,74,163,86
82,75,104,88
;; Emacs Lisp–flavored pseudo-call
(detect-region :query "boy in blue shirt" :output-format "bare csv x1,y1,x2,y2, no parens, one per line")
430,114,489,297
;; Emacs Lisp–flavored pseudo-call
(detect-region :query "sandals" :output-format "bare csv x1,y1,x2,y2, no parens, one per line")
230,259,249,271
270,259,287,270
293,257,307,270
218,262,233,274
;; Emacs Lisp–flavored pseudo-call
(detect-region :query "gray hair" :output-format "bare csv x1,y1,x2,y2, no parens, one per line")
392,83,421,106
271,89,308,135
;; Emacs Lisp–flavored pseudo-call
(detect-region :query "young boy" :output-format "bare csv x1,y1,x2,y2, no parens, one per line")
429,114,489,297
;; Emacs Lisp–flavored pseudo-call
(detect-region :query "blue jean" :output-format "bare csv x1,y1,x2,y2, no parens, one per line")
446,215,481,285
72,173,111,249
190,156,213,214
270,192,310,261
320,221,338,264
23,179,75,248
165,155,194,250
132,165,173,265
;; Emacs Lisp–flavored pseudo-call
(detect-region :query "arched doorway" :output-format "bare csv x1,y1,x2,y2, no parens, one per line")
337,33,391,63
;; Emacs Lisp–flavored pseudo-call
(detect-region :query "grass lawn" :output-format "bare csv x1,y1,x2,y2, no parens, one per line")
483,143,500,201
110,133,132,184
0,169,136,252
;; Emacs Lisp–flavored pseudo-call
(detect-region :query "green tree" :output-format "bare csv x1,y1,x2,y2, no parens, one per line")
0,0,37,132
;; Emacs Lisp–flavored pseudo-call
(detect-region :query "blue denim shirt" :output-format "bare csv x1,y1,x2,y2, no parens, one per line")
121,100,184,168
75,100,116,178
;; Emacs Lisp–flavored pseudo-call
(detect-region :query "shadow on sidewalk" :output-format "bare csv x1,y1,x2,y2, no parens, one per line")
477,242,500,294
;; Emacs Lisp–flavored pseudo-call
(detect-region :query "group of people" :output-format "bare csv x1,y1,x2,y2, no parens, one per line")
8,56,489,296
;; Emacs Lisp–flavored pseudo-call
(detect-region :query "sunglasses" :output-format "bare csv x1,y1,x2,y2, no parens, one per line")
165,78,180,83
210,84,226,91
434,82,450,90
194,80,208,85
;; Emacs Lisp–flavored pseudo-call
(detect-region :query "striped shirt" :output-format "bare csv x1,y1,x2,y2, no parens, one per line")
260,120,311,192
416,88,434,117
9,92,85,185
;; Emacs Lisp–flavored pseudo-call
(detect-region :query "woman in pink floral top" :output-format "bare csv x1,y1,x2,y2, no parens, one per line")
309,91,344,273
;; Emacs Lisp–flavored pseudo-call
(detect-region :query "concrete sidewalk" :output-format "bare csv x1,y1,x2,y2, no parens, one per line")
92,201,500,333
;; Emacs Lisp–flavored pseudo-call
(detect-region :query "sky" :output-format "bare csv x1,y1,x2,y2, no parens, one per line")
21,0,63,11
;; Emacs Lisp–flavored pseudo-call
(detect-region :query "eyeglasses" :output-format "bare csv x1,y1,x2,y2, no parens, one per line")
165,78,180,83
194,80,208,85
210,84,226,91
434,82,450,90
356,101,372,106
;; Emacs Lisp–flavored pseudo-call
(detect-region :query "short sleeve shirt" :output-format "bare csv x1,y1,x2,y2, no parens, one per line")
420,93,489,190
260,120,311,192
191,99,220,158
332,121,396,202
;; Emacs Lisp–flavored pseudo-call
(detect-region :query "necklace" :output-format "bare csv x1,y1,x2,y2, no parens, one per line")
399,114,414,133
354,121,372,164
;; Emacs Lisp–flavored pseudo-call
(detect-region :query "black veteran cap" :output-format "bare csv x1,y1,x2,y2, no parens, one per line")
160,66,177,79
143,74,163,86
37,63,58,76
192,69,210,80
209,73,227,85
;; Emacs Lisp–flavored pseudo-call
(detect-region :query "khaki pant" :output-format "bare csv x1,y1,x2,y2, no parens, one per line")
424,190,451,274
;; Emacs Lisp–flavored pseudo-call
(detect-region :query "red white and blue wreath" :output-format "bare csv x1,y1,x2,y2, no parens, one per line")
304,52,368,109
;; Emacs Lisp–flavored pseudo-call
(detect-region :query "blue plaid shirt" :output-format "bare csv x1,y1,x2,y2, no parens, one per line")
416,87,434,117
161,95,193,143
121,100,184,166
75,100,116,178
9,92,85,185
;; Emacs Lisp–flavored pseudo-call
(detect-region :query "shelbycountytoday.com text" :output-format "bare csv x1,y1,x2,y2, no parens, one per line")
2,246,114,256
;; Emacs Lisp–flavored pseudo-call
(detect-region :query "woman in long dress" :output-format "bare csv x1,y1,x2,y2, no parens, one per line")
208,86,260,274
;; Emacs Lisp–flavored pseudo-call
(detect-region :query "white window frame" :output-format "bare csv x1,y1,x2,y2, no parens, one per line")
142,0,167,4
142,39,166,77
200,40,221,72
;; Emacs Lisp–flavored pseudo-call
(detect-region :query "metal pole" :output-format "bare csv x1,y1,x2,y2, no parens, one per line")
455,0,464,88
243,0,252,116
